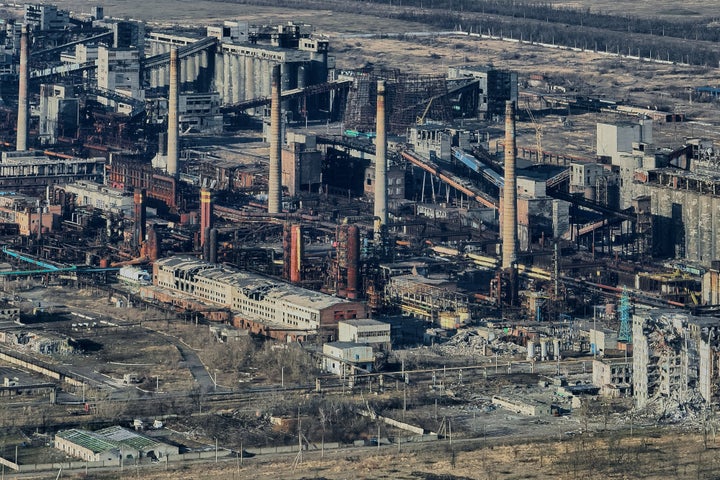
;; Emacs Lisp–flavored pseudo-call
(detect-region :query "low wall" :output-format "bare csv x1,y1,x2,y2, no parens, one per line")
0,350,82,387
10,459,121,472
171,450,232,461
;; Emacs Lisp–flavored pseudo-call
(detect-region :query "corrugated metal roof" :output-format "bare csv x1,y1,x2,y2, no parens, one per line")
55,429,118,454
96,426,160,450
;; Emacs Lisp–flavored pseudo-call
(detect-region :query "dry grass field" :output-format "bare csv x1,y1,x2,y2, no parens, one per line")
40,430,720,480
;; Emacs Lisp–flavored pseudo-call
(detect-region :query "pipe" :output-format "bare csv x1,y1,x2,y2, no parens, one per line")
167,46,179,176
16,24,28,151
374,80,387,236
267,64,282,214
502,100,518,269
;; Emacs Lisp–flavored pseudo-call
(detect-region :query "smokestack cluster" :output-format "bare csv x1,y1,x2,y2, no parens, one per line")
16,24,28,152
267,64,282,214
502,100,518,270
167,47,179,176
133,189,146,248
374,80,387,237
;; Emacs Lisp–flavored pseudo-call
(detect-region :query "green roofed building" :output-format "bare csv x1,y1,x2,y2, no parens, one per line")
55,426,178,462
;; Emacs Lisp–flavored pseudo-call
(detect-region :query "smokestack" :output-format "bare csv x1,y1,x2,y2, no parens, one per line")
133,188,146,248
282,223,291,280
167,46,179,176
203,226,211,261
374,80,387,236
200,188,212,246
502,100,518,269
16,24,28,151
209,228,218,264
147,224,160,261
289,224,302,283
267,64,282,214
346,225,360,299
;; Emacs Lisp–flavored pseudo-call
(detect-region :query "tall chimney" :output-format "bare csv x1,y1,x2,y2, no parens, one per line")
289,224,303,283
16,24,28,151
167,47,179,176
200,187,212,246
133,188,146,248
502,100,518,269
346,224,360,299
209,228,218,264
147,224,160,261
373,80,387,236
267,64,282,214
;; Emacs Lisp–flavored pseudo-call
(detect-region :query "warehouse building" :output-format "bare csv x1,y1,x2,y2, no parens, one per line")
55,426,178,462
153,256,366,341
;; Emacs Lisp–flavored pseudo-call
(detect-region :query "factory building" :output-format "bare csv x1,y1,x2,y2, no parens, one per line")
447,65,518,120
108,154,177,208
592,358,633,397
569,162,619,209
147,23,330,117
637,167,720,264
338,319,391,351
0,151,105,193
179,92,223,134
596,120,657,210
633,311,720,408
59,181,135,215
152,256,366,340
384,275,470,324
322,342,374,376
282,132,322,196
408,125,470,162
589,327,618,356
96,46,143,114
0,192,60,236
38,84,79,145
24,4,69,31
516,177,570,249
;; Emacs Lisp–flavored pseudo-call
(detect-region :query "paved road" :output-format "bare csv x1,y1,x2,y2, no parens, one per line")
173,338,218,392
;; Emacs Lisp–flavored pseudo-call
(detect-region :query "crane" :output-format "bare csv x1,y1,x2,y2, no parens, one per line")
417,98,434,125
525,106,543,162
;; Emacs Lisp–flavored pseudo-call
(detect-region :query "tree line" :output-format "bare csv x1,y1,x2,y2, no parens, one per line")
215,0,720,67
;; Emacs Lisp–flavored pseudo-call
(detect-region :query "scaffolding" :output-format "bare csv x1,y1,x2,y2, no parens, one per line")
342,69,453,135
384,276,469,323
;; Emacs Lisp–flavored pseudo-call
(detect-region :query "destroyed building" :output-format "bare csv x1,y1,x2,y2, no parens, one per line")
151,256,366,341
633,311,720,409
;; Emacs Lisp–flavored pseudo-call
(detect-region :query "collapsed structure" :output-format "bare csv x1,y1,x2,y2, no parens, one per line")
633,311,720,410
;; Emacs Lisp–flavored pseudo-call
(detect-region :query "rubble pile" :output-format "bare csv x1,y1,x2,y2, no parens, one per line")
641,389,708,425
430,329,526,357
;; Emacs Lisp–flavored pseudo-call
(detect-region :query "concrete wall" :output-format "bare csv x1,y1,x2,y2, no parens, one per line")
0,350,82,387
647,184,720,265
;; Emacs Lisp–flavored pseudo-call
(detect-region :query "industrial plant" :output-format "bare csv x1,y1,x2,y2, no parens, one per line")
1,1,720,478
